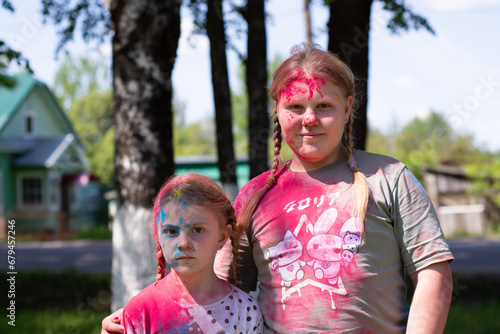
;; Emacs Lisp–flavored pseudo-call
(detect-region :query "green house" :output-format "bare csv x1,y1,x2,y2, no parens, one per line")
0,73,107,236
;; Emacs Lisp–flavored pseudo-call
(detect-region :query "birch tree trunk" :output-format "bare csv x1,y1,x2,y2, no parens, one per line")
108,0,181,309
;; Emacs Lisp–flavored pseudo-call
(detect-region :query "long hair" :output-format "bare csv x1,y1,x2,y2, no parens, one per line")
152,174,241,283
238,43,369,235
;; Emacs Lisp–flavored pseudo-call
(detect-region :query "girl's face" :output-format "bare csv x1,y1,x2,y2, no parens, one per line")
157,202,231,278
277,73,352,171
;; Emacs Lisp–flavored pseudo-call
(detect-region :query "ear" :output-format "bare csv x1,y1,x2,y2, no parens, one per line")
345,95,353,122
218,224,232,250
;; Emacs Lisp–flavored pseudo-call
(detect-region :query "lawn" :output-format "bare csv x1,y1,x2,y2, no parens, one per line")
1,271,498,333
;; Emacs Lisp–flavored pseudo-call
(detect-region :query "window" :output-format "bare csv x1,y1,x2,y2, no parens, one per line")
24,112,35,138
22,177,42,205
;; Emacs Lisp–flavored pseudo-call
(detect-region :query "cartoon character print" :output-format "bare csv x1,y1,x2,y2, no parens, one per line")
339,218,362,268
267,230,306,287
306,208,343,285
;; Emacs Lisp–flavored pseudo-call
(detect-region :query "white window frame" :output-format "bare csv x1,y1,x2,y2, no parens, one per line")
17,172,44,209
23,111,36,138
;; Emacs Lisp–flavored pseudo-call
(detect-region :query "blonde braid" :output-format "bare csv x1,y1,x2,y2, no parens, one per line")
237,109,283,236
266,111,282,189
345,117,369,234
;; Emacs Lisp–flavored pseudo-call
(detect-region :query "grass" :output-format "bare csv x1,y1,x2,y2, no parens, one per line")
0,270,111,334
1,271,498,333
445,299,500,333
2,309,110,334
444,274,500,333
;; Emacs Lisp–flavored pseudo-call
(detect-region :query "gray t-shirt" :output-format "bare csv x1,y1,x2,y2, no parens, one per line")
216,150,454,333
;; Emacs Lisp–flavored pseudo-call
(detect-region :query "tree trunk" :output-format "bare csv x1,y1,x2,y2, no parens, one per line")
304,0,312,44
244,0,269,179
327,0,373,150
206,0,238,199
108,0,181,309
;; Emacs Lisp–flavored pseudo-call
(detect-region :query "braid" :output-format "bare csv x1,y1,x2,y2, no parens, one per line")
155,243,167,281
266,111,282,189
344,117,369,234
238,109,283,235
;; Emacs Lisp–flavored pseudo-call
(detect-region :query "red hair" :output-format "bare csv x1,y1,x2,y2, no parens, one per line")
152,174,240,283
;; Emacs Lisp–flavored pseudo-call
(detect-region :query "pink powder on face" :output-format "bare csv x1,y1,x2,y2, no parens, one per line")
279,70,326,104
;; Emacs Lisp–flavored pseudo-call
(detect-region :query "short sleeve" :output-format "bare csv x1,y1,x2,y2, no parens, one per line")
236,288,265,334
123,299,147,333
392,167,454,274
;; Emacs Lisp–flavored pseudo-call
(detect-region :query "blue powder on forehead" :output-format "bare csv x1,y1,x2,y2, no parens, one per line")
157,209,166,224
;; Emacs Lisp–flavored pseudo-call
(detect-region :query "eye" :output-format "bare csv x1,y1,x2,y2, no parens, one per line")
286,104,303,112
163,228,178,236
317,103,332,109
192,227,204,234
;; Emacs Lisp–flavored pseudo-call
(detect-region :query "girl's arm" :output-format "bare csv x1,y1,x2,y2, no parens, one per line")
101,308,124,334
407,261,453,333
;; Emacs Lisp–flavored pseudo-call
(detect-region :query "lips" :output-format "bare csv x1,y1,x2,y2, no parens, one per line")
300,133,322,139
176,256,195,261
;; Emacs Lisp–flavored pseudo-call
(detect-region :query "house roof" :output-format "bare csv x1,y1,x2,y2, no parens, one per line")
0,73,81,145
0,73,41,133
9,134,87,170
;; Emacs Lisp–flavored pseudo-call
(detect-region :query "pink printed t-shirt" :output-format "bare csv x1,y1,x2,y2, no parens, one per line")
215,150,454,333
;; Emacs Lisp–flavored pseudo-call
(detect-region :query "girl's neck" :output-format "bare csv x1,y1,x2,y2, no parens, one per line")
168,270,231,306
289,145,348,172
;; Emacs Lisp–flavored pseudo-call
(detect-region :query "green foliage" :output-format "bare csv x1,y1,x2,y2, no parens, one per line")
174,119,217,156
89,126,115,186
378,0,435,35
41,0,111,54
1,1,33,85
366,127,395,157
53,54,110,111
68,89,114,186
75,224,112,239
232,87,249,157
53,55,114,186
0,39,33,87
367,111,484,181
464,159,500,207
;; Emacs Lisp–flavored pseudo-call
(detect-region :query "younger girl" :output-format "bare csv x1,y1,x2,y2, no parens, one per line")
121,174,263,333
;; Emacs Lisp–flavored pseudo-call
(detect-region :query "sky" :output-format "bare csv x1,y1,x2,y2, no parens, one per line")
2,0,500,152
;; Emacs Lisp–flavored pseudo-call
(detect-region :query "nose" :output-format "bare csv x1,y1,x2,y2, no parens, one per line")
303,108,319,126
177,231,192,249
